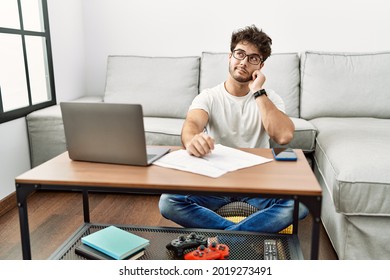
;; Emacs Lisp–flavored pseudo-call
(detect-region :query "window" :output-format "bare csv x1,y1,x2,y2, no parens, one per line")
0,0,56,123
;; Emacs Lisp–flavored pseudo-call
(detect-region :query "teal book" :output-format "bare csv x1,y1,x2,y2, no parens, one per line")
81,226,150,260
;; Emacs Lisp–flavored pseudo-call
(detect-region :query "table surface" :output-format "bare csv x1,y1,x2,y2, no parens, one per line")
16,147,321,196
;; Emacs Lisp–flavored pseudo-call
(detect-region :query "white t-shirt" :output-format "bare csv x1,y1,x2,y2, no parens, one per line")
189,83,286,148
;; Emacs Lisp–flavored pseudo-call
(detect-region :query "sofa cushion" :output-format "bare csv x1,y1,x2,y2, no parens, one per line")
199,52,229,92
311,117,390,215
144,117,183,146
26,96,103,167
26,105,66,167
103,55,200,118
301,51,390,119
200,52,301,118
270,117,317,152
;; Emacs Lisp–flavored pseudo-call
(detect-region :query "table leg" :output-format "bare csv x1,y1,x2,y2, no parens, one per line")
16,183,36,260
82,190,90,223
309,195,322,260
299,195,322,260
293,197,299,234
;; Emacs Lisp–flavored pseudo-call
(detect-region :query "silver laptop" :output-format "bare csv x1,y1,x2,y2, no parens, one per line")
60,102,170,166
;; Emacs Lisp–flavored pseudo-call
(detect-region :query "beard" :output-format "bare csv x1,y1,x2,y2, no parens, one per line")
229,62,252,83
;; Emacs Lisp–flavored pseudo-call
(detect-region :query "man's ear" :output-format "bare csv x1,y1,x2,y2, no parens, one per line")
259,62,264,69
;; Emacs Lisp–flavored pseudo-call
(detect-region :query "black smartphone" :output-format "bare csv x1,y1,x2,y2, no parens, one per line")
272,148,297,161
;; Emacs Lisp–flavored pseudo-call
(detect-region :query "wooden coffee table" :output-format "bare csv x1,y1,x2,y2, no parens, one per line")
15,147,322,259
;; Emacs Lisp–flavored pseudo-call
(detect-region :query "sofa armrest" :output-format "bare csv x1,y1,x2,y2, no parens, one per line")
269,117,317,153
26,95,103,167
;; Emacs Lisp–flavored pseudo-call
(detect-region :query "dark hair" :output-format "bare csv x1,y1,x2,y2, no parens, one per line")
230,25,272,62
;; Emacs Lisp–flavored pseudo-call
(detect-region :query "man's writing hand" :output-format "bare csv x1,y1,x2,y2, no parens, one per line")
185,133,215,157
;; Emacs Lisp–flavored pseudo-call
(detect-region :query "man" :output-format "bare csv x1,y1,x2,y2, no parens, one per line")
159,25,308,233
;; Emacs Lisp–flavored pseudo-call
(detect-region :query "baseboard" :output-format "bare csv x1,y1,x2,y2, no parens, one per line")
0,192,17,217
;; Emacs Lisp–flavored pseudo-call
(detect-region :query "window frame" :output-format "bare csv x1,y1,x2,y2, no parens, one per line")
0,0,56,124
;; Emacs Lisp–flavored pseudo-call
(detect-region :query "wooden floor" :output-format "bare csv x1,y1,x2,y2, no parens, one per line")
0,191,338,260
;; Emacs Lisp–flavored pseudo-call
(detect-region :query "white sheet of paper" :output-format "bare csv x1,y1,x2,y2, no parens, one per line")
153,144,273,178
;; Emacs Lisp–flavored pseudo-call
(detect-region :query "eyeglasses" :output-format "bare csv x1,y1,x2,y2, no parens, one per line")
232,49,263,65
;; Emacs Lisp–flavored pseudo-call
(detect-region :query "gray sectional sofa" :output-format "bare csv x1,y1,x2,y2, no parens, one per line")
25,51,390,259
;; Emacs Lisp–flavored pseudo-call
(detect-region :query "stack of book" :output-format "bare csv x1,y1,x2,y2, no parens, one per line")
75,225,150,260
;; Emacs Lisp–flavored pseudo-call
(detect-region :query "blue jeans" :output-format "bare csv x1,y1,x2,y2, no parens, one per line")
159,194,308,233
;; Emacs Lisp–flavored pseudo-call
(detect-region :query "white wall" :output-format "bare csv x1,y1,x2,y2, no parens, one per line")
81,0,390,96
1,0,390,201
0,118,31,200
0,0,86,200
47,0,86,102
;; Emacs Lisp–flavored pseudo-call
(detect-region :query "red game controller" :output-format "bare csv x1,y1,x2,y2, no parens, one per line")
184,242,229,260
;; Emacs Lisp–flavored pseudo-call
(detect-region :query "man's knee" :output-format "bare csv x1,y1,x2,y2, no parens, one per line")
285,199,309,219
159,194,185,219
298,202,309,219
158,194,171,218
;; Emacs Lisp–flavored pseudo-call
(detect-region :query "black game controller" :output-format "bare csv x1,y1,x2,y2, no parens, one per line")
166,232,208,257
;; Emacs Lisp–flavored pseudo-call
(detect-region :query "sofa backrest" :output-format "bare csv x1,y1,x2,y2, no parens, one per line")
300,51,390,119
103,55,200,118
199,52,301,118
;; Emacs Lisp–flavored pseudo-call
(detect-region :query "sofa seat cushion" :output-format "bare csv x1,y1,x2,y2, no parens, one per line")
311,117,390,215
270,117,317,152
144,117,183,146
144,117,316,152
103,55,200,118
